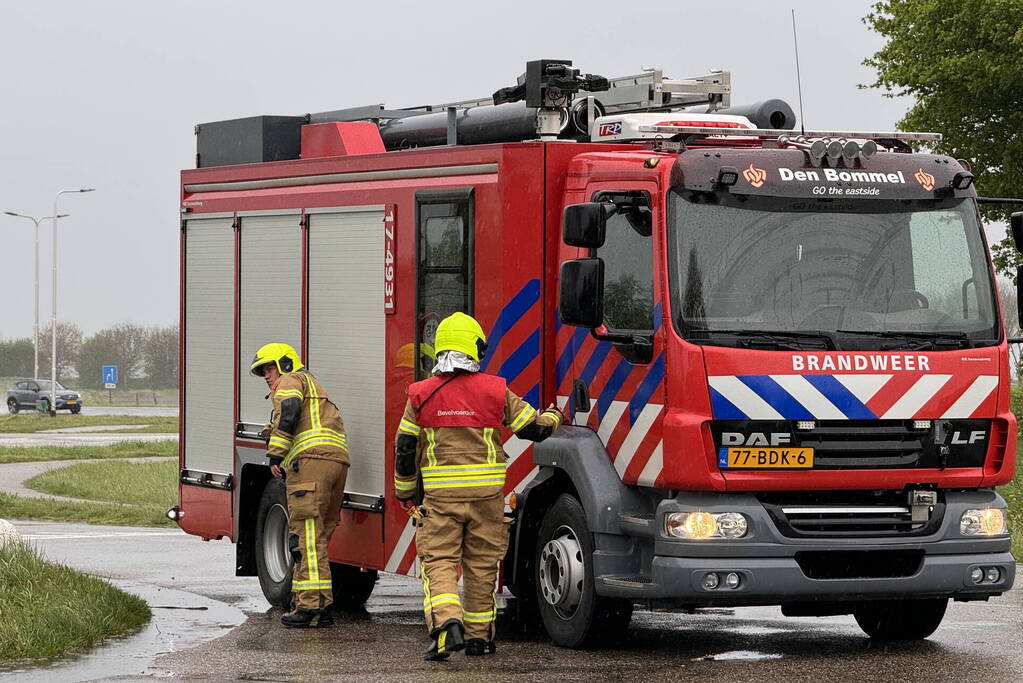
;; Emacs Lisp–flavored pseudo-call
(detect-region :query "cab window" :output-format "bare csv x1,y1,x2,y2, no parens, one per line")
595,191,654,332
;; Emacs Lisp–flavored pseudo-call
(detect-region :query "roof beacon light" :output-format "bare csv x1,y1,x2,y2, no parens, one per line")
826,139,844,161
952,171,975,190
860,140,878,158
717,166,740,186
842,140,860,160
809,139,828,160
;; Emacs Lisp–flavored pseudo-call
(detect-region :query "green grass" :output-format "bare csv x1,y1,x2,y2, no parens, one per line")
26,459,177,508
1000,469,1023,559
0,439,177,465
0,494,174,527
0,542,151,666
999,386,1023,558
0,414,178,434
78,387,178,408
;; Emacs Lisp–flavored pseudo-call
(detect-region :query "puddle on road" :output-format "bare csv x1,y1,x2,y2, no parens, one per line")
0,582,244,682
695,650,785,662
719,625,794,636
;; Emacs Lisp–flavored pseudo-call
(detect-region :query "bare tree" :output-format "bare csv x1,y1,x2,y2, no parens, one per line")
37,322,82,383
144,324,179,388
107,322,149,387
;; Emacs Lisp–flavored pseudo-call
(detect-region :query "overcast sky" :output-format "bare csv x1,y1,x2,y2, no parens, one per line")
0,0,962,340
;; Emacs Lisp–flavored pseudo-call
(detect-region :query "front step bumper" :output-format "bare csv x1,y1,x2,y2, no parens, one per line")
592,488,1015,605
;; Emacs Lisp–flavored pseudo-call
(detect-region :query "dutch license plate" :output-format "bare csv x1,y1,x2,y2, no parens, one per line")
66,400,77,405
720,447,814,469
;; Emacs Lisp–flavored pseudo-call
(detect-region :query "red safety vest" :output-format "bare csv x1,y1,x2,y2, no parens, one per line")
409,372,506,428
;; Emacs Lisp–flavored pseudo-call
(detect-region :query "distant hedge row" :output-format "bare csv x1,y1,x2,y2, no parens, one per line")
0,322,177,389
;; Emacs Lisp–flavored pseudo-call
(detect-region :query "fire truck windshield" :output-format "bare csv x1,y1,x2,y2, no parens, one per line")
668,191,1000,350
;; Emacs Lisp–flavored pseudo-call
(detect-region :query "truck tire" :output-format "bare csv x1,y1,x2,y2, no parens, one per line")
854,598,948,640
535,493,632,648
7,398,18,414
329,562,378,609
254,478,293,608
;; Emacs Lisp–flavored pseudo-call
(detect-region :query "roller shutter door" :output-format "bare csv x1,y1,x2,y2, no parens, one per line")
238,213,302,426
184,217,234,474
308,207,386,496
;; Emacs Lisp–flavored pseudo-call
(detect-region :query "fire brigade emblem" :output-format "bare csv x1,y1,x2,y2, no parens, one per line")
914,168,935,191
742,164,767,188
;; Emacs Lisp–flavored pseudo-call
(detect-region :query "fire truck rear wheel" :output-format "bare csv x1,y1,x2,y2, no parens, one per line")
329,562,378,610
535,493,632,648
853,597,948,640
254,477,293,608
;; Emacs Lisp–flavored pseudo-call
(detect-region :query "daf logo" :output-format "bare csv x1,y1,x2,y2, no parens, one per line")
721,432,792,447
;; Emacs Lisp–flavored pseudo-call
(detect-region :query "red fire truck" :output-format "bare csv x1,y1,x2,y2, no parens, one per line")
172,60,1018,646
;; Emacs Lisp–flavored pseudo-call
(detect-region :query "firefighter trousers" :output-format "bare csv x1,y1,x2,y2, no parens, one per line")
286,456,347,611
415,495,508,641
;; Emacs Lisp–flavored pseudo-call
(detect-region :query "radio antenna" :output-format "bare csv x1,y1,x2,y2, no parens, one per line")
791,9,806,136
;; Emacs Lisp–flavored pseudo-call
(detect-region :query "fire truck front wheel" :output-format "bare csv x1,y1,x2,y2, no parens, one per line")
535,493,632,648
853,598,948,640
254,478,293,608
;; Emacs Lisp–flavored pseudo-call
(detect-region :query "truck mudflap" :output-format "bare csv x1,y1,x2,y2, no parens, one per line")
596,488,1014,604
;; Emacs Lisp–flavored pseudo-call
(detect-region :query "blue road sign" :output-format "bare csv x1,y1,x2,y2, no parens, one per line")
102,365,119,384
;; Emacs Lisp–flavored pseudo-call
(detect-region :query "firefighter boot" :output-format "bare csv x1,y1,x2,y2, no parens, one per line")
281,607,335,628
464,638,497,656
424,619,465,661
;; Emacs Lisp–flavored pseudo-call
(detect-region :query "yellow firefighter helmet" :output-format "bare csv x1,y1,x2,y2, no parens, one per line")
250,342,304,376
433,312,488,361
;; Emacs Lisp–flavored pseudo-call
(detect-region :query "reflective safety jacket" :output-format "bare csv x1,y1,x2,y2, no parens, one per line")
393,372,562,501
267,370,349,468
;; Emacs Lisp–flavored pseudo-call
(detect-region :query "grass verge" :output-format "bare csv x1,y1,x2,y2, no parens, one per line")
998,452,1023,559
0,414,178,434
78,387,178,408
0,543,151,665
0,439,177,465
27,459,177,508
0,493,174,527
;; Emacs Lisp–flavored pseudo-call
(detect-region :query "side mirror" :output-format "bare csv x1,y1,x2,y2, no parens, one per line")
559,258,604,327
1012,212,1023,253
563,203,614,248
1017,265,1023,329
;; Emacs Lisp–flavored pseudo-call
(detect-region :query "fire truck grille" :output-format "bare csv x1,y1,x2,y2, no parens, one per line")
795,550,924,579
712,419,992,470
795,421,923,468
758,491,945,538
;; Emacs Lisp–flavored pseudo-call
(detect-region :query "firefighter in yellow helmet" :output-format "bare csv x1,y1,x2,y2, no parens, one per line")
393,313,564,660
250,342,349,628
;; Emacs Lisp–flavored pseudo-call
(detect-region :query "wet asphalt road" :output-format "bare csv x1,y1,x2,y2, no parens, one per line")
1,405,177,417
5,521,1023,682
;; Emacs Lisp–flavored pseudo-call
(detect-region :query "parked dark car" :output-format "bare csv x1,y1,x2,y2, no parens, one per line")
6,379,83,414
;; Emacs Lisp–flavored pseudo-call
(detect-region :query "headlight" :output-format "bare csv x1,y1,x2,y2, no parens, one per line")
665,511,748,539
960,508,1008,536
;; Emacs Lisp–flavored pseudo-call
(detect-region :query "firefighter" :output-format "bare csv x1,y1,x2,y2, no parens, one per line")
251,342,349,628
393,312,564,660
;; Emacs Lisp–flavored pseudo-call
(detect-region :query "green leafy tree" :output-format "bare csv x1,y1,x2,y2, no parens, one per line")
863,0,1023,278
77,330,118,389
0,338,33,378
144,325,179,389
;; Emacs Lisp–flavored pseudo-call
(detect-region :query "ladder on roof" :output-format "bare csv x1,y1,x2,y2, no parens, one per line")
308,68,732,124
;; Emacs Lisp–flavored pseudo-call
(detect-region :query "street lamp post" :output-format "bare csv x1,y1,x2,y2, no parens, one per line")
49,188,94,416
4,212,69,382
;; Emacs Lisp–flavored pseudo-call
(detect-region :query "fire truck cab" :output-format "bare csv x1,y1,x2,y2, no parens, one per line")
173,60,1017,647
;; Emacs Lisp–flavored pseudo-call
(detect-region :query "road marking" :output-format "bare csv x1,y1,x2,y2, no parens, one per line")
20,531,184,540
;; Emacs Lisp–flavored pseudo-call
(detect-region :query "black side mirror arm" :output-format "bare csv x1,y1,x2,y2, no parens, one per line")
590,325,633,344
